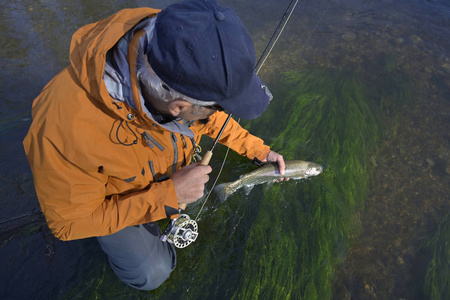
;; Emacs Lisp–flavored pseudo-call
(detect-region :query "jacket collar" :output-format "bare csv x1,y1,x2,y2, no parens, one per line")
111,18,195,138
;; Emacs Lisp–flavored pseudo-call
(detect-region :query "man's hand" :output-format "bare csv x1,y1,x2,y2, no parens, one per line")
262,150,289,181
172,163,212,204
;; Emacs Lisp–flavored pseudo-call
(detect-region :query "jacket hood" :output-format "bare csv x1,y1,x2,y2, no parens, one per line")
69,8,199,139
69,8,160,115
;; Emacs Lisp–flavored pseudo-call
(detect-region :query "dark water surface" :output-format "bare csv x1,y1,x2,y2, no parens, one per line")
0,0,448,299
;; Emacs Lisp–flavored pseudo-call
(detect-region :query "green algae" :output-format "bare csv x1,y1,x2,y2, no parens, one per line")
233,67,385,299
423,214,449,300
61,62,414,299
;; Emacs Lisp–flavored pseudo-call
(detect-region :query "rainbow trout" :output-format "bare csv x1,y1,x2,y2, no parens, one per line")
215,160,323,199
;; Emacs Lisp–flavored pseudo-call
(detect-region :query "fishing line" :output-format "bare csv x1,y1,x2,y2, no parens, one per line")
300,0,332,50
194,0,301,220
194,0,332,220
195,122,240,221
2,0,333,241
255,0,300,74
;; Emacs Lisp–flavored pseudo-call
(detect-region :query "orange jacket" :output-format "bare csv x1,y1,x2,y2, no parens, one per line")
23,8,270,241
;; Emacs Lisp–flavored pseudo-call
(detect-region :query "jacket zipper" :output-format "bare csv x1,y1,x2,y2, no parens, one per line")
142,131,165,151
148,161,156,181
171,133,178,175
180,134,187,149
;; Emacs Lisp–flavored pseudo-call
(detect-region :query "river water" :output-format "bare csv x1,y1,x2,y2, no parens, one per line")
0,0,448,299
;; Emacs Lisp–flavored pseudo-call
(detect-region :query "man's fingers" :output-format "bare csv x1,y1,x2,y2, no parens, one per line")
277,157,285,175
172,164,213,204
201,165,212,174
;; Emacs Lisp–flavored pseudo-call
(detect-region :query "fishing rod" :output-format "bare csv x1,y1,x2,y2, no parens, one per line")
198,0,300,170
0,0,301,249
180,0,299,207
165,0,300,248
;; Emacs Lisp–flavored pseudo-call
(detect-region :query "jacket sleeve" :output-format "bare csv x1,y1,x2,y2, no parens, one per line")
23,134,178,241
202,111,270,161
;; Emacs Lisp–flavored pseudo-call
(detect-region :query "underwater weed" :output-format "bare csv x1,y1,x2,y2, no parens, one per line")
234,67,383,299
59,62,415,299
423,214,449,300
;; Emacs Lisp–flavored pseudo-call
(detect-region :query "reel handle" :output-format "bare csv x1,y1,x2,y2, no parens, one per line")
179,150,213,210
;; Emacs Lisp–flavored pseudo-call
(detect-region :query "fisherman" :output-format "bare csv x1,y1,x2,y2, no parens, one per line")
23,0,285,291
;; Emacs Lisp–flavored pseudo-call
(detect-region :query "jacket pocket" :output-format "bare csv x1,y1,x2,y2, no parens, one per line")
142,131,165,151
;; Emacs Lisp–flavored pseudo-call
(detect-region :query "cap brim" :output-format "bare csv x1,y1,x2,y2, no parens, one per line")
217,74,271,120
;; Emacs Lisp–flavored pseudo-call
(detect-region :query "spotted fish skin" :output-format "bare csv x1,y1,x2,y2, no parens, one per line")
216,160,323,199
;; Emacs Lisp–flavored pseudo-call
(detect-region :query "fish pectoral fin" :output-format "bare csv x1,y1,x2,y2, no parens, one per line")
214,183,231,203
243,184,255,195
264,180,276,191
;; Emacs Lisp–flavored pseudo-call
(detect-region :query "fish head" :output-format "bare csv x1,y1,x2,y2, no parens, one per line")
304,162,323,177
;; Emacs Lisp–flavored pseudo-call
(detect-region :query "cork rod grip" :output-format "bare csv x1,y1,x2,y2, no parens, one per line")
199,150,213,166
178,151,213,210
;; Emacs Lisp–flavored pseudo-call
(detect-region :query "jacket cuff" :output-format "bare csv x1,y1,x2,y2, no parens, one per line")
165,205,179,218
253,145,271,162
160,179,179,216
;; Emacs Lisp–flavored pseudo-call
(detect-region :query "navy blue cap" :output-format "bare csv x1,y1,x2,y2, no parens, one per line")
148,0,271,119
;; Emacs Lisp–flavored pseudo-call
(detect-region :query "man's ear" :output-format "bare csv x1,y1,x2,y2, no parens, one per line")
168,100,191,116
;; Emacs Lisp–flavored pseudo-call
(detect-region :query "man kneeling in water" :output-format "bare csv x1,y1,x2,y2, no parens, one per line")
24,0,285,290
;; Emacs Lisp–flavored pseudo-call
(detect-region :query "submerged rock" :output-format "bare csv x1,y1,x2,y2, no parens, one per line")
342,31,357,42
410,34,423,44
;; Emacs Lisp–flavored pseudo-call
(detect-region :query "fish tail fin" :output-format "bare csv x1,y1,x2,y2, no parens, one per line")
214,182,232,203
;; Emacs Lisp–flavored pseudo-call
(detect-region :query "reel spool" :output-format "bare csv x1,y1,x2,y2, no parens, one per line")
160,214,198,248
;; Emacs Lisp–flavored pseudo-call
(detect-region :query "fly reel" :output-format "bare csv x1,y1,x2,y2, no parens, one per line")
160,214,198,248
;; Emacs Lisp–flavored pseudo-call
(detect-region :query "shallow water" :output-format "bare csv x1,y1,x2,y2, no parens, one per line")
0,0,448,299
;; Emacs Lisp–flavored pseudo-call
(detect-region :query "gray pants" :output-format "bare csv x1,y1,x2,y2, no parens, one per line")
97,223,177,290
